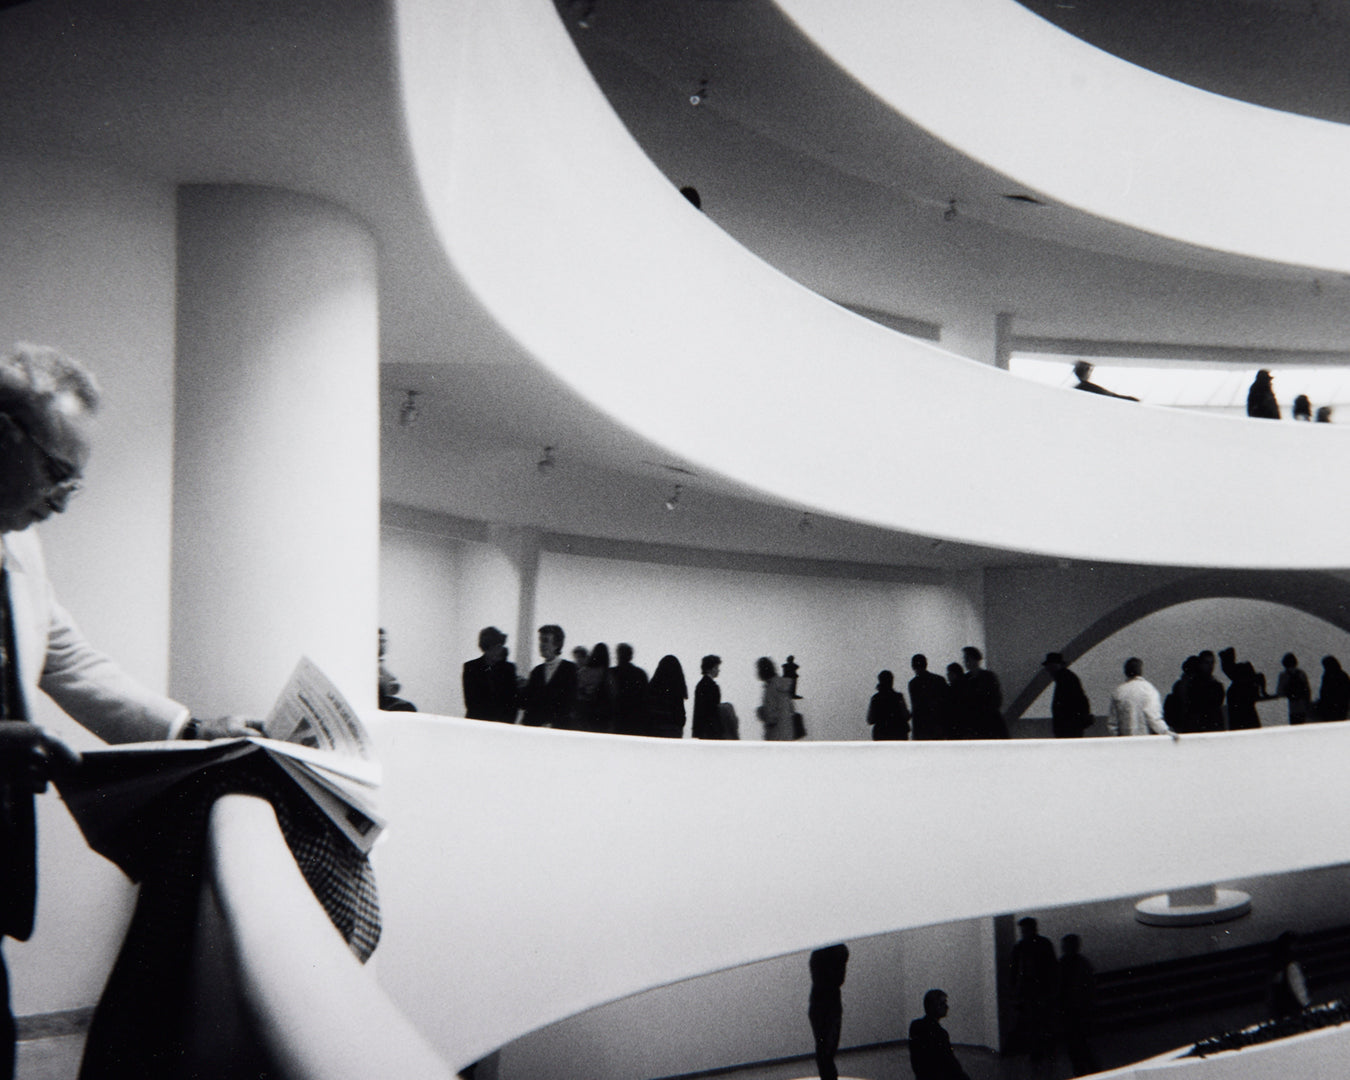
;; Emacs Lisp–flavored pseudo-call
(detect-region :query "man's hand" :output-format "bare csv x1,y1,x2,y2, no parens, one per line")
185,716,264,740
0,723,81,792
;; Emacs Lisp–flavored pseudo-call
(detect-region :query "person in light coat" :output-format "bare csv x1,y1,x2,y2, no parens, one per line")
1108,658,1179,739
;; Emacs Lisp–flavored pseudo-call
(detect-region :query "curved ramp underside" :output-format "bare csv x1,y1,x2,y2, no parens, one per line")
369,716,1350,1070
393,0,1350,570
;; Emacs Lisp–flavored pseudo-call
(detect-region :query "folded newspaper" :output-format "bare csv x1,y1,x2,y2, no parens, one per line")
57,657,385,855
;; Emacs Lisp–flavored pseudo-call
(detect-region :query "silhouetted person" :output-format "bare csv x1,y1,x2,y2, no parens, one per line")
909,989,971,1080
1247,369,1280,419
1059,934,1100,1077
867,670,911,740
1268,931,1311,1019
461,625,518,723
1042,652,1092,738
1009,917,1057,1077
1315,655,1350,721
1293,394,1312,421
1316,405,1334,423
909,654,951,741
956,646,1008,739
1108,658,1178,739
648,654,688,738
378,628,417,712
572,642,613,733
808,944,849,1080
756,656,795,741
1164,656,1198,732
521,624,577,728
1187,650,1226,733
1275,652,1311,726
1219,646,1266,730
611,643,650,736
944,663,965,737
782,654,802,699
1072,360,1137,401
691,654,724,740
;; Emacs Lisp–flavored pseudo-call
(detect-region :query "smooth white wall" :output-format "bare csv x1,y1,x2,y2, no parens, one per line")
0,152,177,1014
537,551,981,740
380,525,465,716
171,185,380,716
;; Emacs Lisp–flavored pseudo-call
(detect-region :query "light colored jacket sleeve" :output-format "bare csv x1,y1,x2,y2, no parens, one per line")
8,530,188,743
1106,694,1122,737
1142,683,1172,736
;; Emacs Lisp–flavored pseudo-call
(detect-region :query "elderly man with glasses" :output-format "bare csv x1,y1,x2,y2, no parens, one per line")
0,343,251,1079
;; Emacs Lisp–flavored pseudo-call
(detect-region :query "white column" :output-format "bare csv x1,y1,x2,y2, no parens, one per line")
170,185,379,716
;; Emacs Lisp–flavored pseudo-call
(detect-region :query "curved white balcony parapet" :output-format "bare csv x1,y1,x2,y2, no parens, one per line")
393,0,1350,570
367,716,1350,1070
205,795,453,1080
776,0,1350,277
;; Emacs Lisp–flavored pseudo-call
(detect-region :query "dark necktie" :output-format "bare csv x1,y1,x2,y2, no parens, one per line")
0,563,36,941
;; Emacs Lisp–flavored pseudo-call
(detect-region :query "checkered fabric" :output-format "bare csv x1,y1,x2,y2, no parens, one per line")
78,752,381,1079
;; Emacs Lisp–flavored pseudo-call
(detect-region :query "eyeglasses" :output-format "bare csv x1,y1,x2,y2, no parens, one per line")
4,413,82,504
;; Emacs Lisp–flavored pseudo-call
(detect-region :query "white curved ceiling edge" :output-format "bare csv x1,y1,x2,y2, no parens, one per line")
393,0,1350,570
370,717,1350,1069
776,0,1350,275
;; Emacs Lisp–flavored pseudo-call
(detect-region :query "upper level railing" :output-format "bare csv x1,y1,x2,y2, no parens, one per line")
392,0,1350,570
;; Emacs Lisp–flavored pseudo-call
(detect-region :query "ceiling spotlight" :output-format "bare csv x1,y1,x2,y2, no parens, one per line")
664,484,682,511
690,76,708,107
798,512,813,533
399,389,419,426
942,199,959,223
537,446,556,475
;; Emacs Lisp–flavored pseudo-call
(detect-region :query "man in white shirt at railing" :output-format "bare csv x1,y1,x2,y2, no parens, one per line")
1108,657,1180,740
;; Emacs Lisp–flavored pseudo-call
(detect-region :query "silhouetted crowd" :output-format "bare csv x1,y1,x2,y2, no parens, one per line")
454,623,811,740
1073,361,1337,423
867,646,1350,741
868,647,1010,741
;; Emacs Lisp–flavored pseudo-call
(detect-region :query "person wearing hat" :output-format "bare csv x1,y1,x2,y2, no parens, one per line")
1042,652,1092,738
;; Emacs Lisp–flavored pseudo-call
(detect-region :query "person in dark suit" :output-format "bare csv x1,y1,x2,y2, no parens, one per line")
908,989,970,1080
1315,655,1350,721
1187,650,1227,732
520,624,577,728
610,643,649,735
1042,652,1091,738
1246,368,1280,419
1219,646,1266,731
1009,916,1058,1075
908,654,950,740
461,626,518,723
866,670,910,740
956,646,1008,739
691,654,724,739
808,943,849,1080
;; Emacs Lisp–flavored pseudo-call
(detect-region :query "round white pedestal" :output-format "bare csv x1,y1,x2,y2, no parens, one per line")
1134,888,1252,926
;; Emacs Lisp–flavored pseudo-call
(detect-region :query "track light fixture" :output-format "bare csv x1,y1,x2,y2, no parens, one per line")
690,76,708,106
537,446,556,476
664,484,682,511
943,199,959,223
798,512,813,533
399,389,419,426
